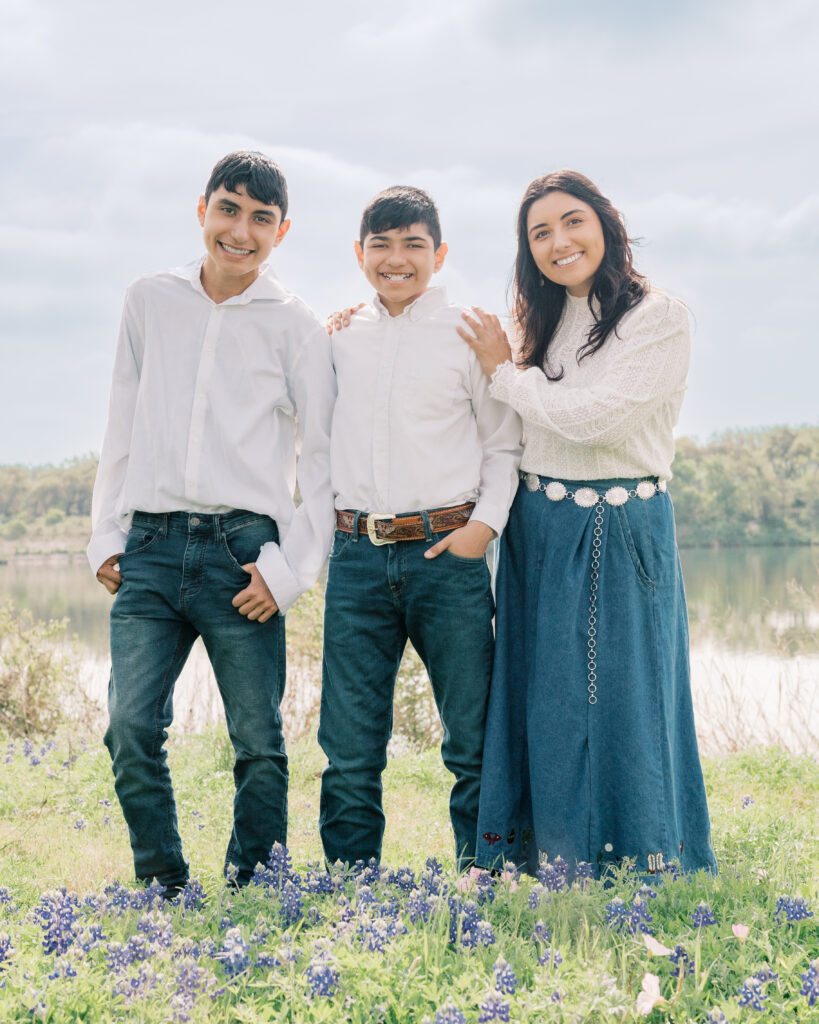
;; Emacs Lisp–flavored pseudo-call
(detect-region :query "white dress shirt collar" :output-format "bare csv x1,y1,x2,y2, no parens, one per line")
372,285,450,322
169,257,290,306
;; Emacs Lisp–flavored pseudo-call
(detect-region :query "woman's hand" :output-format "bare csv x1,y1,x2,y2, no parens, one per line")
456,307,513,379
326,303,365,335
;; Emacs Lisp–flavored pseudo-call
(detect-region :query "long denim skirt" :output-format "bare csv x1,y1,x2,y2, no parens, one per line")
476,476,718,878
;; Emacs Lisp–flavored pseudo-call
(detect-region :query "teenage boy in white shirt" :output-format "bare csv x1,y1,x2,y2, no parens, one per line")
319,186,522,871
88,151,335,894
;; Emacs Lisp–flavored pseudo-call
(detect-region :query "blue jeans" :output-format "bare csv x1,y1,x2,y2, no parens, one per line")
105,510,287,888
318,524,495,871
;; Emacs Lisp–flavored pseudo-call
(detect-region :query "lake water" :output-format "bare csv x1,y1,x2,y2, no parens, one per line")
1,547,817,755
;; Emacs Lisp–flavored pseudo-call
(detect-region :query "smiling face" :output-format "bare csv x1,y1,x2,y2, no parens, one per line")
526,191,605,297
197,184,290,300
355,224,447,316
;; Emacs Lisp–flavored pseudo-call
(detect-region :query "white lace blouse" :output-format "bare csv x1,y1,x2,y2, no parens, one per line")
488,289,690,482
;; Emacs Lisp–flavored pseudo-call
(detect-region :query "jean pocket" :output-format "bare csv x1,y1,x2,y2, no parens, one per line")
328,529,355,562
120,526,161,559
440,548,487,565
220,517,276,577
614,505,654,589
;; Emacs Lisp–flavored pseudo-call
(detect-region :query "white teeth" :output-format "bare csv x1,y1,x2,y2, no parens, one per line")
555,252,582,267
382,273,412,280
221,242,253,255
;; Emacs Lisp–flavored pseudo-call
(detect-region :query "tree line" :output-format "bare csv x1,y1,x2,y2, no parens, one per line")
0,426,817,547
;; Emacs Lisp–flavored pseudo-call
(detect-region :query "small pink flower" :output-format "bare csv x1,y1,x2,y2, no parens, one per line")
636,972,664,1015
499,870,518,891
456,866,484,892
732,923,750,941
642,934,672,956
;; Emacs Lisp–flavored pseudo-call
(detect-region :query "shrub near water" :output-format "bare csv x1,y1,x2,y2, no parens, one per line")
0,730,817,1023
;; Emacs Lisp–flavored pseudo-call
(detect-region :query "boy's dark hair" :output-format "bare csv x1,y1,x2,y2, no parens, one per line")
204,151,288,219
359,186,442,250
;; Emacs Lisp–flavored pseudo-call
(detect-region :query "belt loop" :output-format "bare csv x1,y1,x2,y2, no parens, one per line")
419,510,434,543
159,513,169,537
351,510,362,542
212,514,221,542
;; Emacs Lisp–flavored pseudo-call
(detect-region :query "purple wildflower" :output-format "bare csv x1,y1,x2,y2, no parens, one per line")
800,959,819,1006
493,957,518,995
773,895,814,926
216,927,250,978
754,966,778,984
528,883,545,909
706,1011,726,1023
538,946,563,970
388,866,416,891
737,977,767,1011
47,957,78,980
171,957,219,1021
32,888,80,955
605,895,654,934
279,878,303,925
537,855,570,892
474,920,496,947
690,902,717,927
741,795,754,808
304,955,339,998
478,991,511,1022
113,963,161,1002
406,890,435,923
179,878,207,911
0,932,13,970
435,1005,466,1024
669,944,695,977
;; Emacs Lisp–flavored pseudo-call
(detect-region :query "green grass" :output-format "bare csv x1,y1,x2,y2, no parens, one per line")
0,731,817,1022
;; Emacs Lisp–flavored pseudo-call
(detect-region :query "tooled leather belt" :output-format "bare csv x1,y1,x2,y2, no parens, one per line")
335,503,475,544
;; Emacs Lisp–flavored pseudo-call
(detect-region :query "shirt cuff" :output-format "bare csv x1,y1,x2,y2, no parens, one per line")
488,359,516,401
470,501,508,539
87,527,129,577
255,541,303,615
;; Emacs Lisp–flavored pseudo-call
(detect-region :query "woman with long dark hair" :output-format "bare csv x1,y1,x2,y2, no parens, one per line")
459,170,717,878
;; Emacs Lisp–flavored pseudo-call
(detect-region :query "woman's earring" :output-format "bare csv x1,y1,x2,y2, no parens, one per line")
539,274,545,287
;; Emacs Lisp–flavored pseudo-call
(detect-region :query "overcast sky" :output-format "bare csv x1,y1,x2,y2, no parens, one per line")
1,0,816,465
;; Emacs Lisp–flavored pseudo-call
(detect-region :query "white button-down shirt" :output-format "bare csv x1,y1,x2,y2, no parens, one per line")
330,287,522,535
87,258,336,612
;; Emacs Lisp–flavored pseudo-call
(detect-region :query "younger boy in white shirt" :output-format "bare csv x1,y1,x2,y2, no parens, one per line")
319,186,521,870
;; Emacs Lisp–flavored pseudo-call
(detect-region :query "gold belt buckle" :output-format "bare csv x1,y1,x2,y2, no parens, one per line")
366,512,396,546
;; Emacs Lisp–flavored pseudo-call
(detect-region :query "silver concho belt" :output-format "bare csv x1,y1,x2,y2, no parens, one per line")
521,472,666,705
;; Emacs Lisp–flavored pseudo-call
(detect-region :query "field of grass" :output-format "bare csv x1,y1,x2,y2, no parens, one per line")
1,727,817,1022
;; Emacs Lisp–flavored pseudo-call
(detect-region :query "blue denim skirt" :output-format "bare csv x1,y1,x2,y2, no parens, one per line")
476,476,717,878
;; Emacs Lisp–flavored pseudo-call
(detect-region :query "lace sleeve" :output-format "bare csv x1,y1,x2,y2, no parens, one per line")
488,294,690,448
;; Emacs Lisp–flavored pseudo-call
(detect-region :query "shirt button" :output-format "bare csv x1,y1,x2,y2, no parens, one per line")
190,516,201,527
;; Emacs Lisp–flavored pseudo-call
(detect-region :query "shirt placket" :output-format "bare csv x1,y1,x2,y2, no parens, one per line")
184,305,223,501
371,315,401,511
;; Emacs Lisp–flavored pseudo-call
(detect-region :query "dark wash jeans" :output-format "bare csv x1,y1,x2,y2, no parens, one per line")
318,524,496,871
106,510,287,888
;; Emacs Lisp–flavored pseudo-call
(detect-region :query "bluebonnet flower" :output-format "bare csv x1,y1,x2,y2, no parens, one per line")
478,991,510,1022
493,957,518,995
354,857,383,886
138,909,174,950
255,950,280,969
356,884,378,907
754,966,778,984
76,924,106,954
575,861,594,885
113,963,161,1002
637,883,658,900
537,855,570,892
106,941,136,972
179,879,206,911
266,842,294,884
538,946,563,970
171,958,219,1021
33,888,80,955
279,878,303,925
690,902,717,927
737,977,767,1011
435,1005,466,1024
304,954,339,998
773,895,814,926
356,915,394,953
474,920,496,947
531,921,551,944
741,795,754,808
22,739,33,756
73,817,86,830
218,916,233,930
706,1011,726,1023
420,859,445,895
0,887,17,913
0,932,13,969
388,866,416,891
551,989,564,1003
47,958,78,980
103,880,134,914
528,883,545,909
304,863,337,894
216,927,250,978
800,959,819,1006
604,896,654,935
406,890,436,923
669,945,695,977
